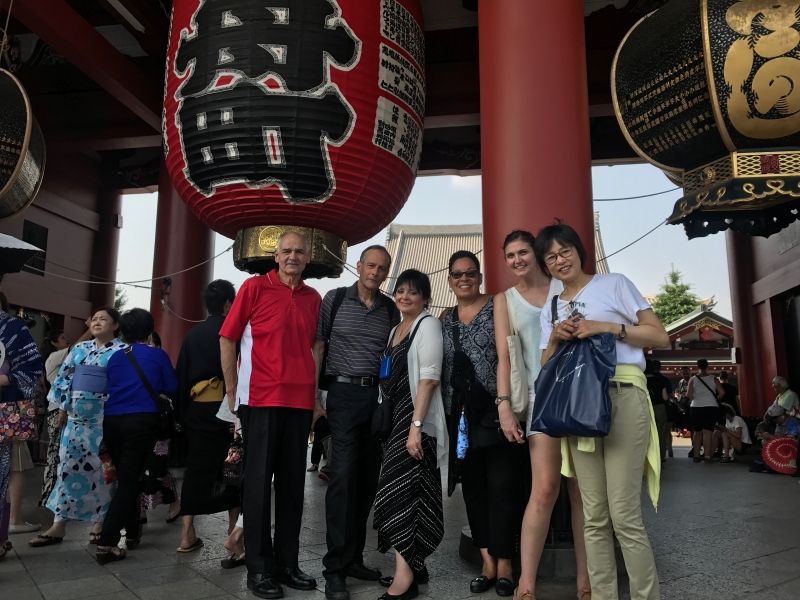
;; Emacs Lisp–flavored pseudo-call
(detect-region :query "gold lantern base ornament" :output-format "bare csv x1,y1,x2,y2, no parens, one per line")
233,225,347,279
667,150,800,239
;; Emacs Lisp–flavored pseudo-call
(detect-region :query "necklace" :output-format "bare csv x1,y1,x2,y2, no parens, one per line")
560,275,594,302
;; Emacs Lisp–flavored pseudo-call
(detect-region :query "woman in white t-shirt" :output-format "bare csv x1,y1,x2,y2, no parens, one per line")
535,223,669,600
687,359,721,463
713,402,751,463
493,230,590,600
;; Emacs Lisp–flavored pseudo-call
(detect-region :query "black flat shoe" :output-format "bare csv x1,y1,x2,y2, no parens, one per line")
378,566,429,587
495,578,514,597
274,566,316,590
470,576,497,594
247,573,284,599
347,562,382,581
378,581,419,600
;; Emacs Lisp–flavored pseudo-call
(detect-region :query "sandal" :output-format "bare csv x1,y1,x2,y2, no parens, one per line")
29,534,64,548
176,537,203,553
220,552,246,569
513,589,534,600
0,540,11,561
96,546,127,565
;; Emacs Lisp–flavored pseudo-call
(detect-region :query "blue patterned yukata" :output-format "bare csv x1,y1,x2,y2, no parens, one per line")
46,339,126,523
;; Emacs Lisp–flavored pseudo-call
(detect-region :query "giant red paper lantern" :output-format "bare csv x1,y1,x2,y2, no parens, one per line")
163,0,425,277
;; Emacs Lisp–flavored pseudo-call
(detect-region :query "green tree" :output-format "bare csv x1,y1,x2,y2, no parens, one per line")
114,286,128,312
651,268,700,326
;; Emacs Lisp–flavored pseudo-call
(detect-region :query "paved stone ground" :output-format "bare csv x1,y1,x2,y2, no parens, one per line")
2,437,799,600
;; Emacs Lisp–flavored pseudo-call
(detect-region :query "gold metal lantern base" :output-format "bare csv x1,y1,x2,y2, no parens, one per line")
233,225,347,278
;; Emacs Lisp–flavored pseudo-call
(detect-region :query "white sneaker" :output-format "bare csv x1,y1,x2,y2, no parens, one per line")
9,521,41,534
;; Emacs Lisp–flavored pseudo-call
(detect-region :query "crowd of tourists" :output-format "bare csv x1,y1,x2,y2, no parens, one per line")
1,222,796,600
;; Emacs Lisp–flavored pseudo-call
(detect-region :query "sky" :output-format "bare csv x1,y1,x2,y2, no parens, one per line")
116,163,732,319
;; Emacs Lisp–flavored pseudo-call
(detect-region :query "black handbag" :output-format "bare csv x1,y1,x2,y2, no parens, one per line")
450,310,505,449
124,346,177,440
371,315,430,440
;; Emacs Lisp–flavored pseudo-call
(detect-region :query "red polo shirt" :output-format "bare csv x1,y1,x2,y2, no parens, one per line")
219,270,321,410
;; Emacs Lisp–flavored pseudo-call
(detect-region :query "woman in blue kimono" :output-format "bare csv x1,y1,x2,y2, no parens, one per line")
0,309,43,560
29,308,126,547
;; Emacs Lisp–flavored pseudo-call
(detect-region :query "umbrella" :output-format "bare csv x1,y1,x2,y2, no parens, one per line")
0,233,43,275
761,437,798,475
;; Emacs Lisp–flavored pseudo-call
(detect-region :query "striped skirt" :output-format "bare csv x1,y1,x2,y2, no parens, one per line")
373,377,443,571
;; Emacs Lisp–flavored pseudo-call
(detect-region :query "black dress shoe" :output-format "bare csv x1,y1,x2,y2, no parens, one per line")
378,566,429,588
325,575,350,600
274,566,316,591
470,576,497,594
347,562,382,581
495,578,514,597
378,581,419,600
246,573,284,599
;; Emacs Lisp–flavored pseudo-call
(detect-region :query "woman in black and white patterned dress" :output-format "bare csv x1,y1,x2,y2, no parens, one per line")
373,269,446,600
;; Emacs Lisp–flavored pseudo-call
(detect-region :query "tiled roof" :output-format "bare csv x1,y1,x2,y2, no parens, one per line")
382,215,609,311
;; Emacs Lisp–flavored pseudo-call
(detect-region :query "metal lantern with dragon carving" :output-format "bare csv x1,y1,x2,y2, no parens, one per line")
163,0,425,277
612,0,800,238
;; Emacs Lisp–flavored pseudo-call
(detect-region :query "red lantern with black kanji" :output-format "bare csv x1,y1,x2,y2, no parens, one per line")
163,0,425,277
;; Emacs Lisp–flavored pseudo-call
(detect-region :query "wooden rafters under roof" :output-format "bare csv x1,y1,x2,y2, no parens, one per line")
0,0,669,188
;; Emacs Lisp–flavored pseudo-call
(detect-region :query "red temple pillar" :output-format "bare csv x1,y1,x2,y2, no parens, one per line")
726,230,761,416
150,164,214,362
89,188,122,310
478,0,594,292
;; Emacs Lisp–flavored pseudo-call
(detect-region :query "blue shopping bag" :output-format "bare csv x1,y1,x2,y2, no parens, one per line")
531,333,616,437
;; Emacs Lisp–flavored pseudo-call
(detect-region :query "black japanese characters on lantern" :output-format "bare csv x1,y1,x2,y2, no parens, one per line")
173,0,359,201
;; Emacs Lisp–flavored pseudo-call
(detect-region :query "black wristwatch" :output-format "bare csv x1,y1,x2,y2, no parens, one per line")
617,323,627,341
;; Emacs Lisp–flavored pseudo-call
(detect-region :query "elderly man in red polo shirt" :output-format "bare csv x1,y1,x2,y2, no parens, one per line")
220,230,322,600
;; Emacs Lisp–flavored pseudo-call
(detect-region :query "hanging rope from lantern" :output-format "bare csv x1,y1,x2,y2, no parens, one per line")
593,187,680,201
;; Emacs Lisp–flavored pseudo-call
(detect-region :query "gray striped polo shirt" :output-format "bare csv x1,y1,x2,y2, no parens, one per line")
317,284,399,377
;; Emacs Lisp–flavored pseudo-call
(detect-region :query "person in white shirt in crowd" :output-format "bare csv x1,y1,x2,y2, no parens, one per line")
713,403,751,463
686,359,720,463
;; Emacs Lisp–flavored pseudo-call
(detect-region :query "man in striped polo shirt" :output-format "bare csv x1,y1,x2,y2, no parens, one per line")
315,245,399,600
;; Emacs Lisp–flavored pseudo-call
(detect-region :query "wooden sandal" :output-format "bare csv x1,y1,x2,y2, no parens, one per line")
0,540,12,561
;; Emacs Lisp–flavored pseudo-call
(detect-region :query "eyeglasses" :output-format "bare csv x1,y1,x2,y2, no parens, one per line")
544,247,575,266
449,269,479,280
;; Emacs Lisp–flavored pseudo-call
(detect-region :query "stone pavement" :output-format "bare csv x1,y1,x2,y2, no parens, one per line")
2,439,799,600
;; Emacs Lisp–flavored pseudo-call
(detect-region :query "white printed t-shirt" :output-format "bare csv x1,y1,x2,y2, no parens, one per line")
539,273,651,370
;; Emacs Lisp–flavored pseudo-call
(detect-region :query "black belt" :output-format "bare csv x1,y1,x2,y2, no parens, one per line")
329,375,378,387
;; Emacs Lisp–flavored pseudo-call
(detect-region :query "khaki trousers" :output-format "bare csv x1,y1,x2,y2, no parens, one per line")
569,384,660,600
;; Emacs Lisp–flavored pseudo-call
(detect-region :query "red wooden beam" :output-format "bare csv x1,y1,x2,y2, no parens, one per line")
1,0,162,131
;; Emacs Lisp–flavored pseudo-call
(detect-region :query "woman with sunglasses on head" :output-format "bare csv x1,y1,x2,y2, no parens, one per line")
535,223,668,600
441,251,526,597
493,230,590,600
373,269,446,600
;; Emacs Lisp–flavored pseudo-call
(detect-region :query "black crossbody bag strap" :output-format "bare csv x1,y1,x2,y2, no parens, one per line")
450,306,462,352
124,346,159,409
696,375,719,404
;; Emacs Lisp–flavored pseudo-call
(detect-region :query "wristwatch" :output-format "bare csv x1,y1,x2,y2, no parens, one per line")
412,419,423,428
495,395,511,406
617,324,627,341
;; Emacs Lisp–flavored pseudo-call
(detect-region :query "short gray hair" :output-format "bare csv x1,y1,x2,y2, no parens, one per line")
277,230,310,253
772,375,789,389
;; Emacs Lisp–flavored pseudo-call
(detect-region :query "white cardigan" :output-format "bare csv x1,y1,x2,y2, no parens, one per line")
386,310,448,469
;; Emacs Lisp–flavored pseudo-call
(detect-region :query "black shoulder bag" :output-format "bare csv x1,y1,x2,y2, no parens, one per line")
124,346,177,440
450,308,504,449
371,315,429,440
695,374,724,425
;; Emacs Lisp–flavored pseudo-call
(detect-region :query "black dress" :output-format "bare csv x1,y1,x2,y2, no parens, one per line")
373,334,443,572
